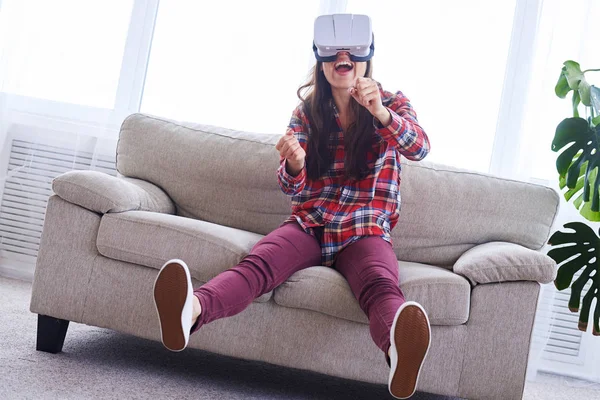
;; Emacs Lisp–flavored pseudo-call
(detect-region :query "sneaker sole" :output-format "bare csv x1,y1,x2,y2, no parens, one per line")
389,304,431,399
153,262,189,352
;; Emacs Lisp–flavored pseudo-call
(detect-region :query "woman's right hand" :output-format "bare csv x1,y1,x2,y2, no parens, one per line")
276,129,306,170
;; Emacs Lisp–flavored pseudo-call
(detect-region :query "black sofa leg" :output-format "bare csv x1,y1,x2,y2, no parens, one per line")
36,314,70,353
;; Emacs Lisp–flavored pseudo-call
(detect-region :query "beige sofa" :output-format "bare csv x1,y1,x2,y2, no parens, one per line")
30,113,559,399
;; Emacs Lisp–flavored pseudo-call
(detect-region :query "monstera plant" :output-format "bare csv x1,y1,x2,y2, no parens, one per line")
547,61,600,336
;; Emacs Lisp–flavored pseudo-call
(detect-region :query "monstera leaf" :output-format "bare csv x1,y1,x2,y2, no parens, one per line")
556,61,594,117
552,117,600,221
592,86,600,126
547,222,600,336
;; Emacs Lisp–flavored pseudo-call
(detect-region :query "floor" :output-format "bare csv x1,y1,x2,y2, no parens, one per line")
2,276,599,400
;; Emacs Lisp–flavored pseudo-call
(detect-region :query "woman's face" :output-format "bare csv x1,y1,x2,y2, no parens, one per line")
322,52,367,90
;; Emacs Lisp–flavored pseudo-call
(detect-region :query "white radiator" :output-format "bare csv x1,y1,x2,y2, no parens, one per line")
0,133,116,279
535,267,599,381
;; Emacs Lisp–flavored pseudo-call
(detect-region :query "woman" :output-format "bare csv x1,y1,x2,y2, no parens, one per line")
153,35,431,400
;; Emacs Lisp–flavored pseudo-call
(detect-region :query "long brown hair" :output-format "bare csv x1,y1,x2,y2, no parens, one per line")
296,61,375,182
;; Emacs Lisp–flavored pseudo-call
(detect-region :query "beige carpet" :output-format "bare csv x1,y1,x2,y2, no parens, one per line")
1,276,598,400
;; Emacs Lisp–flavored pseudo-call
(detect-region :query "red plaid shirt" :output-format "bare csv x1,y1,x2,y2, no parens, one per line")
277,84,430,267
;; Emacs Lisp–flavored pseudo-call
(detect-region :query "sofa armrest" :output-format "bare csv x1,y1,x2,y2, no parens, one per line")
52,170,175,214
453,241,557,286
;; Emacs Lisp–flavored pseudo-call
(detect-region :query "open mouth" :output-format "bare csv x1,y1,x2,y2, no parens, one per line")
334,60,354,73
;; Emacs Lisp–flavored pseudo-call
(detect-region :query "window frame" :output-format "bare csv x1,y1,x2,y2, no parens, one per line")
0,0,159,136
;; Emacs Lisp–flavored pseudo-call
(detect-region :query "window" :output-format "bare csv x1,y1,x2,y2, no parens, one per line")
517,0,600,182
345,0,517,172
141,0,320,134
0,0,134,109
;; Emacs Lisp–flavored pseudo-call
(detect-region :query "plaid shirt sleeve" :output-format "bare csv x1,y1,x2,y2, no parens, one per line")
277,105,308,196
373,90,430,161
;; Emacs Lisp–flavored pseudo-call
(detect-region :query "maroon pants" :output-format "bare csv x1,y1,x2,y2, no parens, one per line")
191,220,404,366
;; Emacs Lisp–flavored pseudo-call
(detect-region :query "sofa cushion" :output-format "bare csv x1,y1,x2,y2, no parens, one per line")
96,210,273,302
273,261,471,326
52,170,175,214
453,241,557,285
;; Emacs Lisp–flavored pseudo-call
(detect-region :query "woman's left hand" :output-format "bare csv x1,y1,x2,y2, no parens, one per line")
348,77,391,126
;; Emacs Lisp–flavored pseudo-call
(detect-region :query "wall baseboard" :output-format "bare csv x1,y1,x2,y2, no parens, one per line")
0,259,34,282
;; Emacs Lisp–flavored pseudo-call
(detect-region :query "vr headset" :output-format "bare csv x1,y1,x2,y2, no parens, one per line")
312,14,374,62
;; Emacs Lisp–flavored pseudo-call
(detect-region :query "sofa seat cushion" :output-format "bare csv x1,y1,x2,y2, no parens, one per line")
96,210,273,302
272,262,471,326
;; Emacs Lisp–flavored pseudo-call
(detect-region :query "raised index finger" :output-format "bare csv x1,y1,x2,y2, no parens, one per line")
356,77,370,87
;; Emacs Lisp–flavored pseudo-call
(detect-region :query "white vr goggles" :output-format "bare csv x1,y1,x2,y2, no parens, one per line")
312,14,374,62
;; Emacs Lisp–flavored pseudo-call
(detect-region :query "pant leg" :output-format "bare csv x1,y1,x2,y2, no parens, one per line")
191,220,322,333
332,236,405,367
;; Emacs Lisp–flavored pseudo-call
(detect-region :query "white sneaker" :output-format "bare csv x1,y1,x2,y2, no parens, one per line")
153,259,194,352
388,301,431,399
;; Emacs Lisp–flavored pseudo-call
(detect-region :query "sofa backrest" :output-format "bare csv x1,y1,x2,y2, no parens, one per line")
394,160,559,267
117,113,560,269
117,113,291,236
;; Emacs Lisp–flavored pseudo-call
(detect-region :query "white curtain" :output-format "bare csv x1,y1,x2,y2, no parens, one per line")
517,0,600,183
